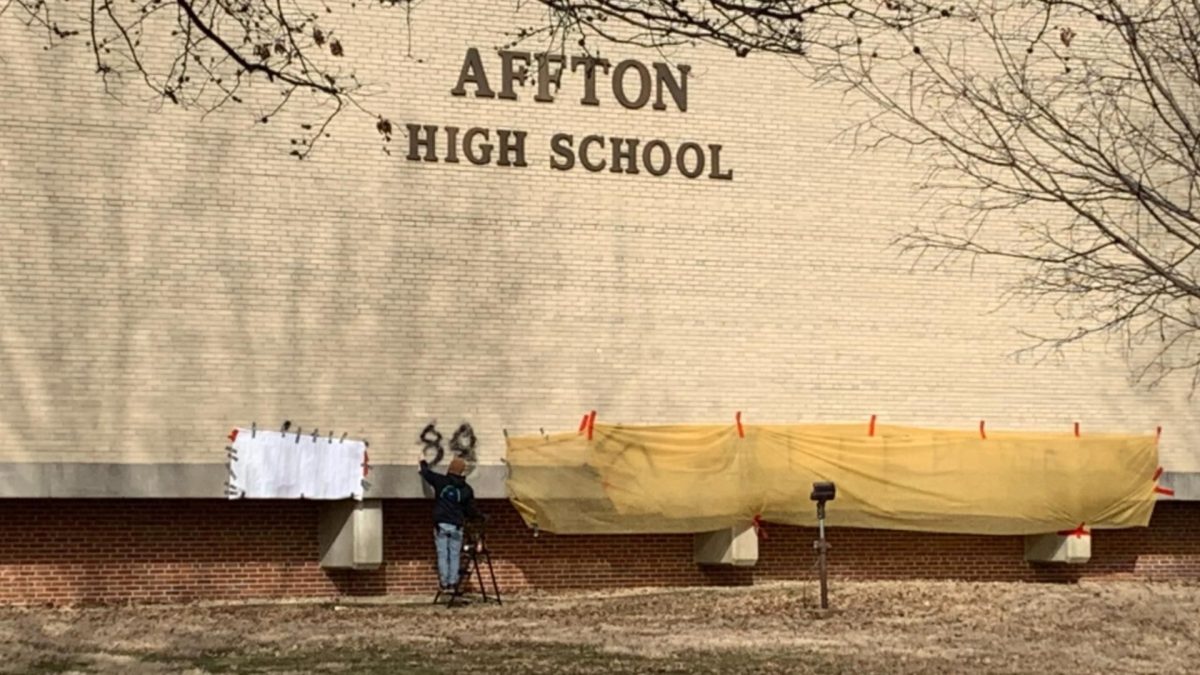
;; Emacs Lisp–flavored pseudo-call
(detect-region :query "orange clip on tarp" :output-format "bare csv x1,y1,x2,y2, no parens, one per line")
504,423,1158,536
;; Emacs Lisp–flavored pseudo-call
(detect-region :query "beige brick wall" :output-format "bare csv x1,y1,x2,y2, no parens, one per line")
0,2,1196,469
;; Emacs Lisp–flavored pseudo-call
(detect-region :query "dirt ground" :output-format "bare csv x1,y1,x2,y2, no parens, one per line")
1,580,1198,674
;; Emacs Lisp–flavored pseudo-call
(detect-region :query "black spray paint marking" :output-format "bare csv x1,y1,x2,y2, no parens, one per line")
420,421,478,465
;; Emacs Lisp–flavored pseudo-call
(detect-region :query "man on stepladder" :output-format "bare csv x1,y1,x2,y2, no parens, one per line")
419,456,482,593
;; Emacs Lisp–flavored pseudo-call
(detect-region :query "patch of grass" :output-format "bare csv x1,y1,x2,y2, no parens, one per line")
127,641,856,675
394,641,847,675
21,655,91,674
431,641,857,675
136,646,442,675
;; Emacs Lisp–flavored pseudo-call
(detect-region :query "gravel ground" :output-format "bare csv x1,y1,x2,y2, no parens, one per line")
2,580,1199,673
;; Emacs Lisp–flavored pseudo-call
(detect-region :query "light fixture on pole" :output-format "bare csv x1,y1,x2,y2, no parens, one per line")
810,481,836,609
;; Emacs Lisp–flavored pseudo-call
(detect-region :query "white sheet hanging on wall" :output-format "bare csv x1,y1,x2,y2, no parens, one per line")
227,429,368,500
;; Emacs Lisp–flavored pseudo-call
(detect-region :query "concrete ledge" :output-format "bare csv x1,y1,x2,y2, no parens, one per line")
1158,471,1200,500
0,462,510,499
694,523,759,566
1024,532,1092,563
319,500,383,569
0,463,228,498
362,464,509,500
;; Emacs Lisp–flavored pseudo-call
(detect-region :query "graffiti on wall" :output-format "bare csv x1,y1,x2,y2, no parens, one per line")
419,421,478,467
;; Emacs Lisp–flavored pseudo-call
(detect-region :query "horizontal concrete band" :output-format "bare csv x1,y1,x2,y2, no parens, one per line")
0,462,1197,501
1158,471,1200,501
0,463,510,499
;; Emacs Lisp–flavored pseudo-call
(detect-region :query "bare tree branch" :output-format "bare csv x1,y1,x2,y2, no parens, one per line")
4,0,397,157
529,0,1200,387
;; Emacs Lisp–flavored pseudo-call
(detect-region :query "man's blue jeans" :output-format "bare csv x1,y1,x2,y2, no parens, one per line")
434,522,464,589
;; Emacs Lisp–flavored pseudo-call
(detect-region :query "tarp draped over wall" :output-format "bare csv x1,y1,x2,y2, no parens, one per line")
504,423,1159,535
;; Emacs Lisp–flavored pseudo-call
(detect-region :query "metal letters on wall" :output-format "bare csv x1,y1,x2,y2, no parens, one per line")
404,48,734,181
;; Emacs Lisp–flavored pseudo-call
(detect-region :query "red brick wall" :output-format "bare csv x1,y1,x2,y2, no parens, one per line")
0,499,1196,605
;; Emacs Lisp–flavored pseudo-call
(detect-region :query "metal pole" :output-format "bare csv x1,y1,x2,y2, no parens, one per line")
816,501,829,610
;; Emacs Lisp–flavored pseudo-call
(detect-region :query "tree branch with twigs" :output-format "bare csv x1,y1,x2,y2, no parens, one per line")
3,0,406,158
531,0,1200,388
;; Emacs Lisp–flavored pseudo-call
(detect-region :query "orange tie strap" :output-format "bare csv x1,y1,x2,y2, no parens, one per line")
751,514,768,539
1057,523,1089,538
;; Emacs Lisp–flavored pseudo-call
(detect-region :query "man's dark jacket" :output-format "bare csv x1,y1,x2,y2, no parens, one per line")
419,461,481,527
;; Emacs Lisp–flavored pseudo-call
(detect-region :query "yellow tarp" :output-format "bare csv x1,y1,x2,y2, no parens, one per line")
505,423,1158,535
